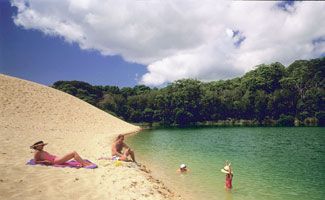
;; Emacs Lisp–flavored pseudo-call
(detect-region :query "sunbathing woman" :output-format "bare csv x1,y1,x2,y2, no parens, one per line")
30,141,92,167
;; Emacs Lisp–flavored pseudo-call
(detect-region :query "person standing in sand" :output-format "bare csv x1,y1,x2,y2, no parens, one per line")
31,141,92,167
111,134,136,162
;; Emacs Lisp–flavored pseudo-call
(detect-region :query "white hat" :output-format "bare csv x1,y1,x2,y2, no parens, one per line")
221,165,233,174
180,164,186,169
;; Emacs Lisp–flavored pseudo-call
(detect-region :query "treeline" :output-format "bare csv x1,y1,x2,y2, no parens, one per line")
52,58,325,126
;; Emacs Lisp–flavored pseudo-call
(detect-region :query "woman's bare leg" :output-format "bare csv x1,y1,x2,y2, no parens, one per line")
119,151,129,161
119,155,128,161
129,150,136,162
125,149,136,162
54,151,90,166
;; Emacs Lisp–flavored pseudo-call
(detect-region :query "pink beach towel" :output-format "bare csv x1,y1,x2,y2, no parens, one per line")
26,159,98,169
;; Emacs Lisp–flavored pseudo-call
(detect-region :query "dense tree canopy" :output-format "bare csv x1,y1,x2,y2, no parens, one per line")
52,58,325,126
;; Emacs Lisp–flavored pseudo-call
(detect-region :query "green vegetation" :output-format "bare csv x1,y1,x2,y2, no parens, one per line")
52,57,325,126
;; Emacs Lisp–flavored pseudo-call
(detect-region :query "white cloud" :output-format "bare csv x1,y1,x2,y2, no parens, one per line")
11,0,325,86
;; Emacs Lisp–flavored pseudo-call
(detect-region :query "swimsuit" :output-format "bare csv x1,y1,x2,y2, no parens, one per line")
112,155,120,161
225,175,233,189
42,152,57,163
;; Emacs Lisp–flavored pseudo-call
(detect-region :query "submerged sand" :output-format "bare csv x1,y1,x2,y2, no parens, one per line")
0,74,181,200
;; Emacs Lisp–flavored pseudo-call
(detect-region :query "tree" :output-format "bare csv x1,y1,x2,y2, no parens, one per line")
242,62,285,93
316,111,325,126
168,79,204,124
52,57,324,127
277,114,295,126
52,80,102,105
143,108,154,123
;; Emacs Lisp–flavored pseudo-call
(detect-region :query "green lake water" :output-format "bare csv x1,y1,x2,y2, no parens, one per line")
127,127,325,200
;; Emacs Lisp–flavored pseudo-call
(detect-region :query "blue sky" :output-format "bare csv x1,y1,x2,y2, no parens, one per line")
1,1,324,87
0,1,146,87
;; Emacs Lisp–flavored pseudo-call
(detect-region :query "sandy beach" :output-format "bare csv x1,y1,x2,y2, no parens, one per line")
0,74,181,200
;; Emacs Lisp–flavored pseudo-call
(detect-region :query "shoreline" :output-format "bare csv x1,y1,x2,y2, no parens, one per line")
125,130,202,200
126,126,325,200
135,121,322,129
123,130,183,199
0,74,182,200
117,130,184,200
107,131,182,200
128,152,197,200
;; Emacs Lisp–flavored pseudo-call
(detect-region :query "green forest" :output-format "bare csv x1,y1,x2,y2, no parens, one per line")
52,58,325,127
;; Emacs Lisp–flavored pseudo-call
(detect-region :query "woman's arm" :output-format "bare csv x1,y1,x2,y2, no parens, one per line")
34,151,41,162
35,160,52,165
34,151,52,165
123,142,130,149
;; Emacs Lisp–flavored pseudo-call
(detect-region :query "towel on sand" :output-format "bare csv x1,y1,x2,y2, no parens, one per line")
26,159,98,169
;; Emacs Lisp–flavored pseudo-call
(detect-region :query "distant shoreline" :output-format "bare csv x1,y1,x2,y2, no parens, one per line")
134,118,322,129
52,57,325,128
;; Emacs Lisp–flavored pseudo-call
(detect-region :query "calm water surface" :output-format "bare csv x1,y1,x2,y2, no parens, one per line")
127,127,325,200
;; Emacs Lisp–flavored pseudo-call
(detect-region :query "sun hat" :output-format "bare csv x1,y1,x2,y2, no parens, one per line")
221,165,233,174
180,164,186,169
30,141,48,149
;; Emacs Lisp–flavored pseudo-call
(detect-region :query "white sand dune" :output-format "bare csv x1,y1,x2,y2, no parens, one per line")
0,74,180,200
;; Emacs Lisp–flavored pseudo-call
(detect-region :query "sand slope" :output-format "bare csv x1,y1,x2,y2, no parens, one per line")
0,74,179,200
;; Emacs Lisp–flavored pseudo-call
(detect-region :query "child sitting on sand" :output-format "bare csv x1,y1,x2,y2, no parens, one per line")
31,141,92,167
221,161,233,190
